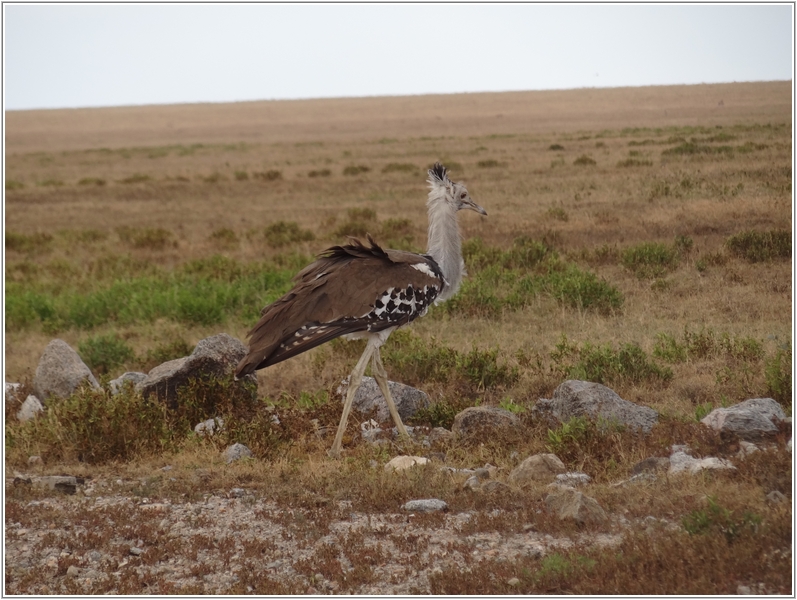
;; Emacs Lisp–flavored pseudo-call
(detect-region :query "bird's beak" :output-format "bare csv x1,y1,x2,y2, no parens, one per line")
464,200,488,216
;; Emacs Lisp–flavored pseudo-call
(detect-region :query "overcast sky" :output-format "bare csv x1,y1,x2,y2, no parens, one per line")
3,3,793,110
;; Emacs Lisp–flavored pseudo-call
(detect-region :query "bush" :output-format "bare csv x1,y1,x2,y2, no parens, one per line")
253,170,283,181
5,231,53,253
116,226,175,250
308,169,331,178
551,335,672,386
382,163,417,174
548,144,565,151
621,242,679,278
78,177,107,186
118,173,151,184
78,333,135,375
573,155,597,166
343,165,370,176
477,159,499,168
5,179,24,190
209,228,239,248
264,221,315,247
765,341,791,407
234,170,249,181
726,229,791,262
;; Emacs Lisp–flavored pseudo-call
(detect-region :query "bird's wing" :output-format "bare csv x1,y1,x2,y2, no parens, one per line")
235,236,443,376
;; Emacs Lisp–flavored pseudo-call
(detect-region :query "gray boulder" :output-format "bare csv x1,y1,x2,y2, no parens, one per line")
548,380,658,433
338,376,430,422
109,372,148,395
16,395,43,422
136,334,256,407
224,443,253,464
451,406,521,437
545,486,608,526
700,398,785,440
402,499,448,513
33,339,100,400
668,449,735,475
508,453,566,487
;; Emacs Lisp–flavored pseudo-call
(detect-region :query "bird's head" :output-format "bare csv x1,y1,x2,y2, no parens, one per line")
427,162,487,216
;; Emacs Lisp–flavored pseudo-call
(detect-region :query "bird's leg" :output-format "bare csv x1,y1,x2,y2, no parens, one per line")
371,348,410,441
329,340,377,458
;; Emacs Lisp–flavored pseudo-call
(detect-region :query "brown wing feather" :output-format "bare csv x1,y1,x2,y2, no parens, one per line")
235,236,443,377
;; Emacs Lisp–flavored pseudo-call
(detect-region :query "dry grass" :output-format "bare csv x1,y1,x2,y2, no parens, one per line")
4,81,793,594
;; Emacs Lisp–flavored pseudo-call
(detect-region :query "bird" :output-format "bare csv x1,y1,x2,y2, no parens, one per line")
235,162,487,457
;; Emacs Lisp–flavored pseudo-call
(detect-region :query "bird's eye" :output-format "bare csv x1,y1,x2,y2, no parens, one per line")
460,192,467,199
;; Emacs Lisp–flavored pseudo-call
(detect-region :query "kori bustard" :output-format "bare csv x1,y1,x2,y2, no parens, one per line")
235,163,486,457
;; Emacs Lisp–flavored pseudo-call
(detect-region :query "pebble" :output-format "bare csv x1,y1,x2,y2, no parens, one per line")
129,547,143,556
507,577,520,586
66,565,80,578
402,499,448,513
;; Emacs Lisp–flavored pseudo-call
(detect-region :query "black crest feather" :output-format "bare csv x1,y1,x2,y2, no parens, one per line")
428,162,448,184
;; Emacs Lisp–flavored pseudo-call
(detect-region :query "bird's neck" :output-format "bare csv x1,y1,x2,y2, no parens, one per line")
426,198,463,302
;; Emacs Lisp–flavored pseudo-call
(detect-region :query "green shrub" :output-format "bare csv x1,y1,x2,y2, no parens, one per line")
573,155,596,166
5,231,53,253
726,229,791,262
78,333,135,375
234,170,249,181
765,341,792,407
264,221,315,247
617,158,653,167
682,496,761,542
546,207,569,221
308,169,331,178
477,159,499,168
253,170,283,181
118,173,151,184
621,242,679,278
78,177,106,186
343,165,370,176
542,265,624,314
5,179,24,190
203,172,226,183
551,335,672,386
382,163,417,174
653,328,763,364
116,226,175,250
346,207,377,222
209,227,239,248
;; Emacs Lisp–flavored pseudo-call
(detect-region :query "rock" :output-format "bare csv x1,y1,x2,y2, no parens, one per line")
507,577,521,587
129,547,143,556
481,480,511,494
508,454,566,487
384,455,429,472
463,476,482,491
109,371,147,395
230,488,245,498
136,333,256,407
548,380,658,433
66,565,80,578
32,475,80,495
788,438,792,452
700,398,786,440
451,406,520,437
545,486,608,526
668,450,736,475
224,443,253,464
16,395,43,422
555,472,592,486
28,455,43,467
338,376,430,422
33,339,100,400
530,397,557,423
195,417,225,436
428,427,455,445
632,457,670,475
738,441,760,457
5,382,22,402
766,490,786,504
402,499,448,513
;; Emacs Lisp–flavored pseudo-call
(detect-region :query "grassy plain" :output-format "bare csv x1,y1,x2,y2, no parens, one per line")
4,81,793,594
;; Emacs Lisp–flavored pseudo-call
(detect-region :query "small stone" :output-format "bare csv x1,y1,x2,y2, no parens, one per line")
28,455,43,467
507,577,521,587
224,443,253,464
195,417,225,436
463,476,481,491
556,472,591,486
481,480,511,494
384,455,429,472
545,487,608,526
428,427,455,445
230,488,245,498
766,490,786,504
669,450,735,475
109,371,147,395
16,395,43,422
160,465,173,472
402,498,448,513
738,441,760,457
737,585,752,595
632,456,670,475
451,406,521,437
129,547,143,556
67,565,80,578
